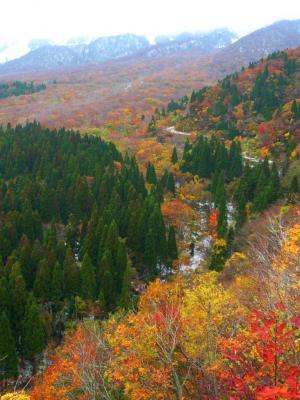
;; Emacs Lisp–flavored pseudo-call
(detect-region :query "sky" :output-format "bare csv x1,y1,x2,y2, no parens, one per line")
0,0,300,61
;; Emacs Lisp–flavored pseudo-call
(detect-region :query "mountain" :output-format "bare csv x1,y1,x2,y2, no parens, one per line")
0,30,237,74
214,19,300,72
144,29,237,57
157,46,300,152
0,34,151,73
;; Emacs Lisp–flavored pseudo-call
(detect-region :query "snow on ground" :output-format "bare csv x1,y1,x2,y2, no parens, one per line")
179,200,212,273
179,200,236,273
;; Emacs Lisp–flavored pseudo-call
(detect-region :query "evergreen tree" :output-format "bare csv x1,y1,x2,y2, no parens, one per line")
209,239,227,271
66,215,79,255
104,221,119,261
144,229,157,279
9,264,27,346
269,162,280,202
51,262,64,302
115,240,128,293
215,171,226,208
166,172,176,194
22,295,45,360
146,162,157,185
0,312,18,379
290,175,299,193
120,260,134,310
100,269,114,311
167,226,178,264
252,167,269,212
236,194,247,228
228,141,243,179
0,278,11,317
217,197,228,238
148,204,167,268
63,247,80,298
80,254,96,300
291,99,298,117
288,175,299,203
171,147,178,164
33,259,51,301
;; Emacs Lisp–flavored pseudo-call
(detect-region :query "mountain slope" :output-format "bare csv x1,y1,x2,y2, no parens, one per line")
156,47,300,155
0,29,237,74
0,34,151,73
143,29,237,58
214,19,300,72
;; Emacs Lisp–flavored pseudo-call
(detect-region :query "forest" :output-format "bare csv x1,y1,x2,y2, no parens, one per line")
0,47,300,400
0,82,46,99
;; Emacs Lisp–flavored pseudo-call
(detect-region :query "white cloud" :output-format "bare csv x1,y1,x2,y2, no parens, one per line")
0,0,299,43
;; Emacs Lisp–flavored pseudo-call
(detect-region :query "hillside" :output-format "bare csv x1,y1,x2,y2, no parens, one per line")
0,21,299,142
0,30,235,74
155,47,300,158
0,22,300,400
213,19,300,73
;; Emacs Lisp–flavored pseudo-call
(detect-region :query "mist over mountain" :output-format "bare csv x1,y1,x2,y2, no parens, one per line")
0,29,236,74
213,19,300,71
1,19,300,75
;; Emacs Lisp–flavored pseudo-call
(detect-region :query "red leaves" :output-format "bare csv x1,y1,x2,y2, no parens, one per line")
218,306,300,399
209,209,218,240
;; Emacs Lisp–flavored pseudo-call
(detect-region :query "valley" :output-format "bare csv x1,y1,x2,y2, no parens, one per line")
0,15,300,400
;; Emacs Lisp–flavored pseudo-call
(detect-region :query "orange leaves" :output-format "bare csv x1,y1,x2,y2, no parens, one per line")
178,178,203,202
161,199,196,231
31,325,109,400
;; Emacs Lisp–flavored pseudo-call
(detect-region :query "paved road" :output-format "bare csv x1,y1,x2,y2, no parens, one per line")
165,126,192,136
166,126,273,164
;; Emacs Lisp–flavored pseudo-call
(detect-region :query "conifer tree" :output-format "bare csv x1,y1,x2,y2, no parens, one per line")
167,226,178,264
33,259,51,301
115,240,128,293
64,247,80,298
290,175,299,193
217,198,228,238
120,260,134,309
166,172,176,194
148,205,167,266
22,295,45,361
0,312,18,379
226,226,235,256
288,175,299,203
209,239,227,271
0,277,11,316
171,147,178,164
101,269,114,311
144,229,157,279
51,262,64,302
269,162,280,202
80,254,96,300
236,194,247,228
9,264,27,345
291,99,298,117
146,162,157,185
104,221,119,261
215,171,226,209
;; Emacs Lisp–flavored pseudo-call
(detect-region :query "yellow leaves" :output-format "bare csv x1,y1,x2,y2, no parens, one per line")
1,393,31,400
177,179,203,202
273,223,300,271
291,144,300,159
182,272,246,360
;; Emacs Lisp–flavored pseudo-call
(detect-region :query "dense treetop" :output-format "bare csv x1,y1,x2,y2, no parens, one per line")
0,122,177,381
0,81,46,99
